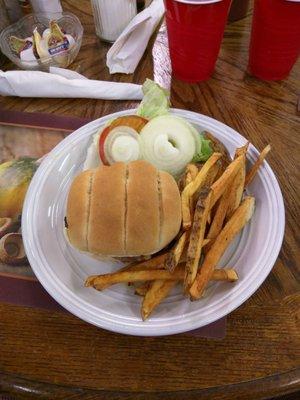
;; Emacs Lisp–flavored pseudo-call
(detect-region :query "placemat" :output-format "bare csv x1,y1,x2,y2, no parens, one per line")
0,108,226,339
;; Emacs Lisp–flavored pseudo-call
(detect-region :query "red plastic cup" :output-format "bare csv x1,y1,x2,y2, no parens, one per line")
164,0,232,82
248,0,300,81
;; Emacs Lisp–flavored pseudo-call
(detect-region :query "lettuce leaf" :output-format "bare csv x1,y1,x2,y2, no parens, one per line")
136,79,170,119
192,133,213,162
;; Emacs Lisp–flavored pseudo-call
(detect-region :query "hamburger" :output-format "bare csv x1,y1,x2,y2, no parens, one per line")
65,160,182,258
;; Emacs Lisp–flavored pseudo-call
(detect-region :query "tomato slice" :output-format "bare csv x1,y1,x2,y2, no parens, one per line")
109,115,148,132
98,116,148,165
98,126,111,165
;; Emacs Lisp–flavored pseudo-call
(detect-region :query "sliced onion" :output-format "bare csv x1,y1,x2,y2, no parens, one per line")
104,126,140,164
139,115,196,176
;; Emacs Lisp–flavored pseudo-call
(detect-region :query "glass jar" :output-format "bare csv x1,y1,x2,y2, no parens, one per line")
91,0,137,43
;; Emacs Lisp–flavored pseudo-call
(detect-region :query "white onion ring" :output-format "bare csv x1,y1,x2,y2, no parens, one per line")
104,126,140,164
139,115,196,176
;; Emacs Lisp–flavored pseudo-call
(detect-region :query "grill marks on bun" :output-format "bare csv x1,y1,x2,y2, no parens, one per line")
159,170,182,248
123,164,129,252
126,161,160,255
86,171,95,252
88,163,127,255
157,171,163,249
66,169,95,252
66,160,181,257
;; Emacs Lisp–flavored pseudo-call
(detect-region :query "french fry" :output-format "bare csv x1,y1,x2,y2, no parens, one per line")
184,190,212,291
86,267,239,291
207,211,212,225
202,238,211,247
207,210,212,225
226,154,246,219
210,268,238,282
134,282,150,296
245,144,271,186
182,164,199,226
190,163,220,222
128,253,168,271
206,187,231,245
204,132,232,167
185,172,192,187
181,153,222,230
85,269,185,290
234,142,249,158
185,163,198,186
142,279,177,321
208,145,248,230
192,162,219,200
94,253,169,290
190,196,255,300
165,231,189,272
203,162,220,187
118,253,168,273
181,193,192,231
141,268,239,320
209,154,244,210
166,237,209,265
190,153,222,198
185,165,198,210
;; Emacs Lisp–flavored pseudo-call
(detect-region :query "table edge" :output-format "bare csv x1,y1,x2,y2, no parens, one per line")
0,368,299,400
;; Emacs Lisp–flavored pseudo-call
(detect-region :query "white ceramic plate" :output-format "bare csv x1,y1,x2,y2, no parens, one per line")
22,109,285,336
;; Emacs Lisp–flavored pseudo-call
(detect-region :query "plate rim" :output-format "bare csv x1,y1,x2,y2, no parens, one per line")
22,108,285,336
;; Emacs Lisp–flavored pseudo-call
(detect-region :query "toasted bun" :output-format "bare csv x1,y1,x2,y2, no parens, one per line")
66,160,181,257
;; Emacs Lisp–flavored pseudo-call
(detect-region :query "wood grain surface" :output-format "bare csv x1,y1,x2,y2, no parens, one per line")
0,0,300,399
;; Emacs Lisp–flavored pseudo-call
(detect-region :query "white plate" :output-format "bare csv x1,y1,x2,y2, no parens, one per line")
22,109,285,336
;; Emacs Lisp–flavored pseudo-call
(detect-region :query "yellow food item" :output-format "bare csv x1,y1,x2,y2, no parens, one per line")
0,158,37,219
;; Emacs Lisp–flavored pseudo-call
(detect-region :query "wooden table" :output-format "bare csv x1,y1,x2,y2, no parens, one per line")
0,1,299,399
